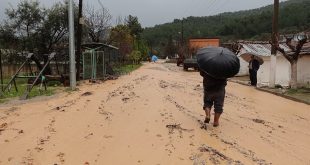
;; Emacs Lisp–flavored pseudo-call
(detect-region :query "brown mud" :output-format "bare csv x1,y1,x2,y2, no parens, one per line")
0,61,309,165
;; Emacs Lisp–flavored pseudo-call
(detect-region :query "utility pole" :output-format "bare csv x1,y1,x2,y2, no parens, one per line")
270,0,279,88
68,0,76,90
178,19,184,59
181,19,184,47
76,0,83,81
0,50,3,91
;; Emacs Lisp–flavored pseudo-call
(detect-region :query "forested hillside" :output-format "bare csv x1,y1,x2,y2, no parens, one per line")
142,0,310,48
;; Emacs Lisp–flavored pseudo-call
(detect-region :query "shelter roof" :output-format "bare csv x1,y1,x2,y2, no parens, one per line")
238,41,310,56
81,43,119,50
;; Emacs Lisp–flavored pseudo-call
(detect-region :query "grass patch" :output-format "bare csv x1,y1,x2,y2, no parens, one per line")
262,87,310,104
113,63,142,75
0,79,59,103
285,88,310,104
64,87,79,93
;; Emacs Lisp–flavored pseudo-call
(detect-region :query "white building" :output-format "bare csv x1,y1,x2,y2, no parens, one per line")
237,41,310,87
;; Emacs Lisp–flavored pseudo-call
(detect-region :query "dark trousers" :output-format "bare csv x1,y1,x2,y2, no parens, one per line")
249,69,257,86
203,87,225,114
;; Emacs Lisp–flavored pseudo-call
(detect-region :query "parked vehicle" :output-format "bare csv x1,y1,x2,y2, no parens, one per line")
183,57,199,71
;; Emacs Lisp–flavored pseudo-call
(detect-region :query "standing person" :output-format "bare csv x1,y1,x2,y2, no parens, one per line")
200,71,227,127
248,55,260,86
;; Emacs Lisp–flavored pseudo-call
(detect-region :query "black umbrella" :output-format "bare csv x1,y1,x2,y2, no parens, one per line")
197,47,240,79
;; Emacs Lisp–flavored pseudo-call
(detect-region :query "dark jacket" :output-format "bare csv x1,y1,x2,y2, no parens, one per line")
200,71,227,91
250,59,260,71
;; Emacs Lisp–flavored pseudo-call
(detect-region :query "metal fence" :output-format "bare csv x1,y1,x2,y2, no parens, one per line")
82,43,119,80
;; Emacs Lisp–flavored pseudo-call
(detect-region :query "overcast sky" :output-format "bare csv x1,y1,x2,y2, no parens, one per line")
0,0,287,27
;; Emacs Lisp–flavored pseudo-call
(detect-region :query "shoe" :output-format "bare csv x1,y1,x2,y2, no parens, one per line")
213,113,221,127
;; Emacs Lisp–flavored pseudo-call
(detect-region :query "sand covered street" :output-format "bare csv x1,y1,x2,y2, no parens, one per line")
0,61,310,165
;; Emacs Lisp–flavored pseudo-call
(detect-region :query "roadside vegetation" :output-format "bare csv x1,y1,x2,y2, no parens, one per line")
113,63,142,75
0,78,59,103
262,87,310,105
231,76,310,104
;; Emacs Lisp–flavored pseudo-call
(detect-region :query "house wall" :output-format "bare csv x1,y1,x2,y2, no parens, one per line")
275,56,291,86
237,57,249,76
237,48,250,76
257,55,290,87
297,55,310,87
189,39,220,49
238,43,310,87
257,56,271,86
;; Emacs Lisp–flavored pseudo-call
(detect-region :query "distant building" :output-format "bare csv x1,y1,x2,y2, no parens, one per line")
237,41,310,87
189,38,220,56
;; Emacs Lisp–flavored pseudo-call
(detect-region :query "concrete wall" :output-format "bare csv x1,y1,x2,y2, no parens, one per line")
275,56,291,86
257,56,271,86
257,55,291,87
237,57,249,76
297,55,310,87
258,55,310,87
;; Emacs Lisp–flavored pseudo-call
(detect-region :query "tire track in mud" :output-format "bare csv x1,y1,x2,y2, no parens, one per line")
159,80,185,90
50,91,96,112
0,119,25,156
165,95,271,165
164,123,196,157
218,139,271,165
158,79,204,99
198,144,243,165
223,97,302,161
20,91,98,164
1,106,61,164
106,71,274,164
21,117,58,165
105,75,149,103
164,95,206,129
225,92,257,115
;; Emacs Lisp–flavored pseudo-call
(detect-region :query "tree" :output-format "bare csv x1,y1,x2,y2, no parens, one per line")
109,25,133,61
35,2,69,54
126,15,143,38
84,4,112,42
0,25,20,64
135,39,150,60
270,34,308,88
5,0,44,51
129,50,142,64
0,24,18,49
164,35,177,58
3,1,73,74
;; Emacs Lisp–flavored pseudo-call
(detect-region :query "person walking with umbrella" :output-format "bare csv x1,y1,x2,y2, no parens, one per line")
197,47,240,127
248,55,260,86
199,71,227,127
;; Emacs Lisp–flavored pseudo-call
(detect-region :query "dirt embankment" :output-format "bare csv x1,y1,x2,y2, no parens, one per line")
0,61,310,165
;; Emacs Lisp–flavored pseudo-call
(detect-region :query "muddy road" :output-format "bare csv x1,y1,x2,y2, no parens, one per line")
0,61,310,165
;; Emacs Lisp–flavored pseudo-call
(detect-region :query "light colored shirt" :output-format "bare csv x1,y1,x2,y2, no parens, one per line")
249,60,253,69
